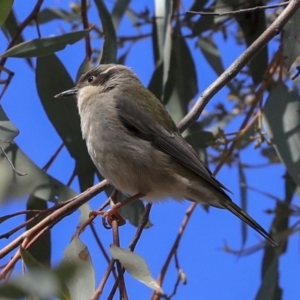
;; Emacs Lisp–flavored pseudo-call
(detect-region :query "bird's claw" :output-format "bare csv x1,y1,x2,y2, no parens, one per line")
90,208,126,228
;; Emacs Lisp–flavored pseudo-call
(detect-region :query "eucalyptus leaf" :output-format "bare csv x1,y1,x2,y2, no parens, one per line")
111,0,131,30
0,141,76,203
1,28,92,58
36,54,96,192
184,130,215,149
94,0,117,63
119,196,152,228
263,83,300,187
1,9,33,67
282,8,300,70
61,237,95,300
197,36,236,93
5,270,60,299
0,104,19,142
233,0,267,84
76,59,94,82
0,0,13,26
255,258,279,300
26,195,51,267
110,244,163,294
153,0,172,87
165,21,198,124
34,7,78,25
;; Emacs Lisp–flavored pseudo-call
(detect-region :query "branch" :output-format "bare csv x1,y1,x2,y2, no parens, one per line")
0,180,109,279
0,0,44,70
81,0,92,60
177,0,300,133
187,1,289,16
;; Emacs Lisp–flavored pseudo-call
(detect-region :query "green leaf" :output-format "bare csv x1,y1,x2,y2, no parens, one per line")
119,196,152,228
20,247,44,271
263,83,300,187
26,195,51,267
233,1,267,84
255,258,279,300
165,21,198,124
0,0,13,26
184,130,215,149
34,7,79,25
148,63,163,100
0,282,29,298
36,54,96,192
1,28,92,58
0,262,78,299
283,8,300,70
94,0,117,63
111,0,131,30
0,141,77,203
197,36,236,93
0,104,19,142
0,269,59,299
152,0,172,88
76,59,94,82
110,244,163,293
1,9,33,67
61,237,95,300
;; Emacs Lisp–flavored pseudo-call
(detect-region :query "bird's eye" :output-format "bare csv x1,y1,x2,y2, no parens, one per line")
87,76,94,83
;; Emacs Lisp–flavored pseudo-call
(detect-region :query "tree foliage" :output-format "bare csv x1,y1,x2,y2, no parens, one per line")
0,0,299,299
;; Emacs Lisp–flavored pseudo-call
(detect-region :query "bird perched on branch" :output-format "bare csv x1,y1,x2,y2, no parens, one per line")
55,64,276,246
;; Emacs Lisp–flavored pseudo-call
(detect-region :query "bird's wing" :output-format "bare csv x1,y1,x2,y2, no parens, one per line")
115,93,229,194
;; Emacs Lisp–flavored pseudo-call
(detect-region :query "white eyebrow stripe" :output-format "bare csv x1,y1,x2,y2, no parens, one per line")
101,65,119,74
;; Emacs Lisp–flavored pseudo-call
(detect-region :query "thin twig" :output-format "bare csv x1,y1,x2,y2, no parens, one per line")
129,203,152,251
43,143,64,171
0,0,44,70
187,2,289,16
178,0,300,133
0,144,26,176
214,50,281,174
81,0,92,60
111,219,128,300
92,259,116,300
151,203,197,300
0,180,109,278
109,203,153,298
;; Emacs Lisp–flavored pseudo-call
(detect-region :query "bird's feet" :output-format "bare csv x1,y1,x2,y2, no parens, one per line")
90,206,126,229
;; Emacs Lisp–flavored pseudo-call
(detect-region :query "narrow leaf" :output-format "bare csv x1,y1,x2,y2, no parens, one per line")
110,244,163,294
153,0,172,87
0,141,76,203
1,28,92,58
61,237,95,300
0,104,19,142
34,7,79,25
263,83,300,187
26,195,51,267
283,8,300,70
36,54,96,192
94,0,117,63
0,0,13,26
111,0,131,30
255,258,279,300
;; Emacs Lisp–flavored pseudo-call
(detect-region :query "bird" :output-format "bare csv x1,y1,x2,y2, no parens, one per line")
55,64,276,246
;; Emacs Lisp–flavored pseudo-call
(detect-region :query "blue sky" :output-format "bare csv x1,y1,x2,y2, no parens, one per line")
0,1,298,299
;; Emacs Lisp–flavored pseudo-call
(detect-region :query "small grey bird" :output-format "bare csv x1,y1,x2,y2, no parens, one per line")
55,64,276,246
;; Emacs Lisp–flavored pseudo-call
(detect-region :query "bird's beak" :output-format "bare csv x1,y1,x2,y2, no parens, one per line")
54,87,78,98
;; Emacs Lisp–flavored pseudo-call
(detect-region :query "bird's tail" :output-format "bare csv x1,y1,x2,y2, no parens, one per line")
221,199,277,247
